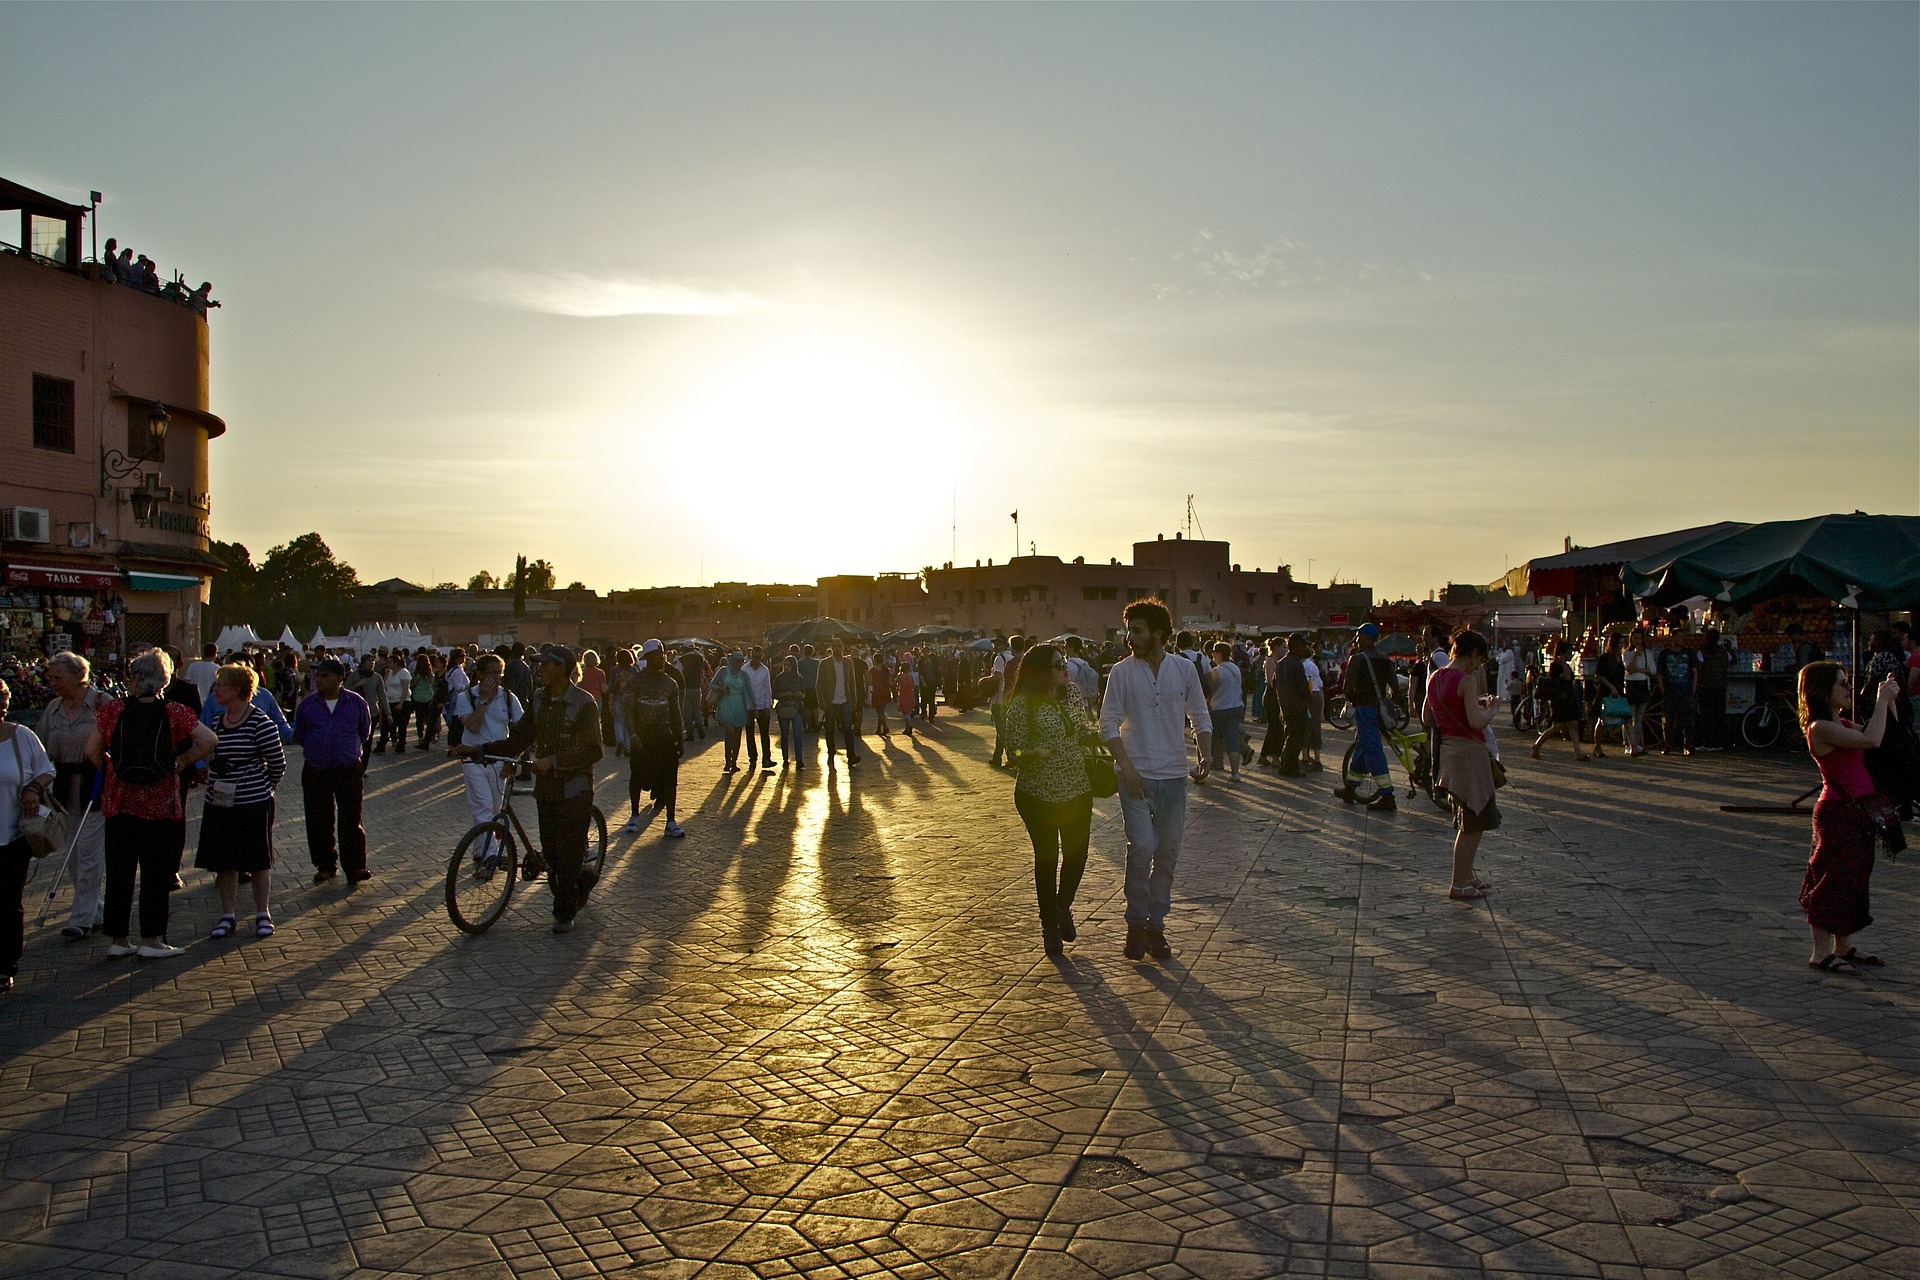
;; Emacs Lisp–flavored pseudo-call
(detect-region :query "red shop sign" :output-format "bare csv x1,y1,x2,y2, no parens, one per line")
1328,612,1350,626
4,563,123,591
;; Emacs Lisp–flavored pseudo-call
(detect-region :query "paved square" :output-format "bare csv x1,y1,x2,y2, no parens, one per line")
3,713,1916,1279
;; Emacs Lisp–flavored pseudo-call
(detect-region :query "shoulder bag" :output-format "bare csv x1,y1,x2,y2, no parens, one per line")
10,730,67,858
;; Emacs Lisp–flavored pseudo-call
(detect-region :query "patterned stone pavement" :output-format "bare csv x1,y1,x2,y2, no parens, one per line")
2,710,1916,1279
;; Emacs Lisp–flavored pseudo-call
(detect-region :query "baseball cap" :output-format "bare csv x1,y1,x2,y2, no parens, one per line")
533,644,578,667
313,657,347,675
640,638,663,655
1355,622,1380,639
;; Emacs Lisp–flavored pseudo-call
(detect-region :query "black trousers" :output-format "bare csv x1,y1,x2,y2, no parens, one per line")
823,702,861,762
1014,790,1092,922
748,710,772,762
1,837,33,976
538,791,593,921
629,741,678,814
1260,688,1284,760
302,764,368,873
1666,692,1697,751
1279,700,1311,773
380,704,408,750
1697,685,1725,749
103,815,184,940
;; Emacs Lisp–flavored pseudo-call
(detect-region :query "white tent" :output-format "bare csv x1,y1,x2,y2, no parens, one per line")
213,624,263,653
308,627,327,648
277,625,300,649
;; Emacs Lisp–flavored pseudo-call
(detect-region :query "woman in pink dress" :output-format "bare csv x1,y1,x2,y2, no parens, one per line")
896,654,919,739
1798,661,1902,974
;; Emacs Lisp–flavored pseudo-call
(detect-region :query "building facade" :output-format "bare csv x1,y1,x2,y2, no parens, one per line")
925,535,1373,639
2,178,226,665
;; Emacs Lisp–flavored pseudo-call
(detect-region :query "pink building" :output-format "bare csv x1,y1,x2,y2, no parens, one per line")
1,178,226,664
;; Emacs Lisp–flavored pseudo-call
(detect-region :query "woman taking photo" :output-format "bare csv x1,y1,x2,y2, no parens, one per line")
198,664,288,939
1798,662,1902,975
1423,629,1501,901
40,653,109,941
1003,643,1093,956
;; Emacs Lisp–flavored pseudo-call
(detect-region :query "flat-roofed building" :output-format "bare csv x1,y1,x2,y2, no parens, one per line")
924,534,1372,639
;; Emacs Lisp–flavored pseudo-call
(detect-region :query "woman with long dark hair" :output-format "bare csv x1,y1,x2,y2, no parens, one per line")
1798,661,1902,974
1003,643,1093,956
1423,629,1500,900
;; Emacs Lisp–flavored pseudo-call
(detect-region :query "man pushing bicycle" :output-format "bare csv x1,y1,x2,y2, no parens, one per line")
456,645,603,933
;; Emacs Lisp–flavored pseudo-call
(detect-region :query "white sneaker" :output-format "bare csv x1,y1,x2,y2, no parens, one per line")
105,942,137,958
622,815,641,834
136,943,186,960
664,821,686,838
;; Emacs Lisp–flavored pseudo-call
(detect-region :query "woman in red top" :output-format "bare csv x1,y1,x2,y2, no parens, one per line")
84,648,217,960
867,655,894,739
1798,662,1902,975
1422,628,1500,901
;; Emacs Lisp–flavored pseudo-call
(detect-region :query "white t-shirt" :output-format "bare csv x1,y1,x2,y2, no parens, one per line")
184,660,220,704
452,685,524,745
1099,652,1213,781
1208,660,1244,711
1303,658,1323,694
0,726,55,845
1065,655,1100,701
1496,648,1518,691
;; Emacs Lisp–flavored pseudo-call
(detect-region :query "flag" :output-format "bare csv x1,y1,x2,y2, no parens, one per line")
1010,511,1018,522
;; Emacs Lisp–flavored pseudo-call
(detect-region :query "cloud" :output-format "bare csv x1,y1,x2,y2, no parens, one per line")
459,269,770,317
1152,229,1435,298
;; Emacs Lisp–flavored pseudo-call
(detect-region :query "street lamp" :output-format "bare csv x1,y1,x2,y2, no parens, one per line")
128,489,157,524
102,401,171,480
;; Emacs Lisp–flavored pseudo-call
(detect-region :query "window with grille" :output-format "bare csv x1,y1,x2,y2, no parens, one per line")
126,400,166,462
32,375,75,452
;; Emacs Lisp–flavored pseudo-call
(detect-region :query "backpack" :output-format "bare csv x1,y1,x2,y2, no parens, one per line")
110,697,176,786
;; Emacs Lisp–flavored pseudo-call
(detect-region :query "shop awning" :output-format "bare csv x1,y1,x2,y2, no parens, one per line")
3,562,123,590
1624,513,1920,611
1524,523,1749,598
126,571,203,592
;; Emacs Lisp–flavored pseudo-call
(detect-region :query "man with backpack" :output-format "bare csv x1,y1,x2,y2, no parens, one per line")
292,658,375,884
1334,623,1399,812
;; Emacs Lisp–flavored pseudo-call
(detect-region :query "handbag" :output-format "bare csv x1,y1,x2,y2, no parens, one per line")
11,731,67,858
1083,742,1119,798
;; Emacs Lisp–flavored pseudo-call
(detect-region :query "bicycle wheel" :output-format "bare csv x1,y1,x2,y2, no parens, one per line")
447,821,518,934
582,806,609,883
1340,743,1380,802
1741,702,1784,751
1327,696,1354,730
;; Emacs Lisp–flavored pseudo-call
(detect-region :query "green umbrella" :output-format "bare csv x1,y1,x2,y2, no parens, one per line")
1623,513,1920,610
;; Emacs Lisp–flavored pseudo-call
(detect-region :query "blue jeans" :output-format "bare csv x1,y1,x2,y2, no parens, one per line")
1353,705,1390,776
1209,707,1244,767
778,714,806,763
1119,777,1188,930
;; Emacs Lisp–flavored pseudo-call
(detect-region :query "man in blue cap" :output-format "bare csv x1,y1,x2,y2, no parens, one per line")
1334,624,1398,811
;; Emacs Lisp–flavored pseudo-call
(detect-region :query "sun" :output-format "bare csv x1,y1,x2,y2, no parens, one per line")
653,332,981,574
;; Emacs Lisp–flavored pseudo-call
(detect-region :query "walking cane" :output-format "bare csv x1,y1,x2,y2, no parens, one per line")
35,773,101,927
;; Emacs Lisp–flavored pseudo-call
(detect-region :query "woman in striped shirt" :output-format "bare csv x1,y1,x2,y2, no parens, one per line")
197,664,288,938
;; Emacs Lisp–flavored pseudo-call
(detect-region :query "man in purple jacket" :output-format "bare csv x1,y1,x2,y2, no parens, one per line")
292,658,374,885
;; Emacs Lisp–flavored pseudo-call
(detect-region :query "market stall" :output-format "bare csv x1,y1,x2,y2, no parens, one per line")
0,561,127,671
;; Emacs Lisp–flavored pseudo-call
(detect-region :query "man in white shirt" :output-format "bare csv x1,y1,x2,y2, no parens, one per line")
1100,600,1212,962
449,654,524,872
813,640,863,768
183,643,220,705
744,645,775,772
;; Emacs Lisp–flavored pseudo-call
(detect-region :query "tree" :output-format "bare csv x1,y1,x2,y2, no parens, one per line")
253,533,362,637
205,540,260,637
522,559,556,593
431,582,461,593
467,570,499,591
566,580,586,591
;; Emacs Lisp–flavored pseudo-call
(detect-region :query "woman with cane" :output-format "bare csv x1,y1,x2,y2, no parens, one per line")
40,653,109,940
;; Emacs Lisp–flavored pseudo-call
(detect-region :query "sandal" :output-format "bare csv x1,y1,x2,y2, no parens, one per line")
254,915,275,938
1447,884,1490,901
1841,948,1885,967
1810,954,1860,975
209,916,236,939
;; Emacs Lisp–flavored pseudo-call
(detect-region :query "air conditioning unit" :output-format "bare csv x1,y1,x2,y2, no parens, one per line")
2,507,51,544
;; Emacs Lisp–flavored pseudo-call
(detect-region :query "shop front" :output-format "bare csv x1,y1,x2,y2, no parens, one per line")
0,560,129,671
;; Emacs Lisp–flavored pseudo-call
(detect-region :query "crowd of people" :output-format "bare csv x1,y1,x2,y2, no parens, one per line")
95,236,219,314
2,602,1915,991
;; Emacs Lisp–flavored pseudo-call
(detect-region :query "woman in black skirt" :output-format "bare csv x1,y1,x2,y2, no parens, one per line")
198,664,287,938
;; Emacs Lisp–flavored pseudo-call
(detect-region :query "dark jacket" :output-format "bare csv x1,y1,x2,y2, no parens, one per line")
485,682,602,802
814,655,868,708
1276,655,1311,708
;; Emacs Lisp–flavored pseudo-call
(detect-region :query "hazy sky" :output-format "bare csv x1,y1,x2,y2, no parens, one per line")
5,3,1915,599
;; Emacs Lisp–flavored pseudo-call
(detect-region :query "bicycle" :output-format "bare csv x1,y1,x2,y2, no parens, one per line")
1339,708,1448,810
1740,679,1803,751
446,754,609,934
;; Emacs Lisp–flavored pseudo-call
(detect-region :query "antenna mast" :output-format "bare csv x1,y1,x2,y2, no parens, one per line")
1185,495,1207,541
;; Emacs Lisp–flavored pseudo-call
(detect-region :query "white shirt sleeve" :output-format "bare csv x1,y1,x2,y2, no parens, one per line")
1099,662,1126,743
